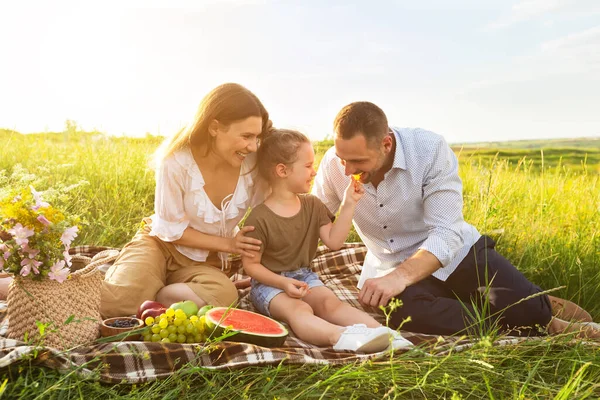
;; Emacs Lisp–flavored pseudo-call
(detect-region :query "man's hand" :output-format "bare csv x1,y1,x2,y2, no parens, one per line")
359,250,442,308
358,273,408,308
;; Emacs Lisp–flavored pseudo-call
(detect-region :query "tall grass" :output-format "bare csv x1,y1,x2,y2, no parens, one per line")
1,129,600,398
460,156,600,316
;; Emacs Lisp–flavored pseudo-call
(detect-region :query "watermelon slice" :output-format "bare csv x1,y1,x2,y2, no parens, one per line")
205,307,288,347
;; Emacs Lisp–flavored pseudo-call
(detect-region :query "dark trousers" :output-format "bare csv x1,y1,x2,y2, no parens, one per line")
389,236,552,336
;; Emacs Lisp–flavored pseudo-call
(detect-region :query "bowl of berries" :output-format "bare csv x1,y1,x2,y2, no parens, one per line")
100,317,145,341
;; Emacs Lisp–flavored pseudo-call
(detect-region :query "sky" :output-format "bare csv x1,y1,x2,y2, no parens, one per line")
0,0,599,143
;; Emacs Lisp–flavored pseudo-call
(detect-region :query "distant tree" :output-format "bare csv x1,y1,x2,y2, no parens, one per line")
64,119,80,134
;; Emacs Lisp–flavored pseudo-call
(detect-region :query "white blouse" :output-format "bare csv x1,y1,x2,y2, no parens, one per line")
149,147,266,264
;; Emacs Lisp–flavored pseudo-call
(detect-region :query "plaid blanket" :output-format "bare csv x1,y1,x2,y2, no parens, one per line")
0,244,534,383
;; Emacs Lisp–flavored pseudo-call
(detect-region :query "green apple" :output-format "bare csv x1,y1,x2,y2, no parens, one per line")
170,300,199,317
197,305,214,317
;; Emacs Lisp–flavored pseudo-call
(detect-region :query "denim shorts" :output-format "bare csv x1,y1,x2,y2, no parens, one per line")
250,267,324,316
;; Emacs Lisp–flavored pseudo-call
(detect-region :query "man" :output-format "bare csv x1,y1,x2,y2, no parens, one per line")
312,101,594,337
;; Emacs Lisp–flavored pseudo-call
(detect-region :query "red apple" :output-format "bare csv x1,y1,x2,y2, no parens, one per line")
141,307,167,321
137,300,166,319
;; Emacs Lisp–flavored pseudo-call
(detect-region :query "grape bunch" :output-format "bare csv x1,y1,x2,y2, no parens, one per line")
142,308,207,344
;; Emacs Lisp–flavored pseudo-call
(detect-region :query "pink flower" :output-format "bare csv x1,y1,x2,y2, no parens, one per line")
30,186,50,211
37,215,51,226
20,257,42,276
7,223,34,247
60,226,78,247
24,246,40,258
48,260,70,283
63,250,73,267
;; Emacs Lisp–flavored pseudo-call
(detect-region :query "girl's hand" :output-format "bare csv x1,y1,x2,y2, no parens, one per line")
283,278,309,299
229,226,262,257
342,177,365,206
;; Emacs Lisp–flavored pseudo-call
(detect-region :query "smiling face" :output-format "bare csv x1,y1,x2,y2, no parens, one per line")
284,142,317,193
334,133,392,184
210,116,263,167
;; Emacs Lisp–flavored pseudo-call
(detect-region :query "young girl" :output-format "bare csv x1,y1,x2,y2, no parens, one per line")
242,129,403,353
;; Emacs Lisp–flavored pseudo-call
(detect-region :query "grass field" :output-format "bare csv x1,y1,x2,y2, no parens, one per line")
1,128,600,398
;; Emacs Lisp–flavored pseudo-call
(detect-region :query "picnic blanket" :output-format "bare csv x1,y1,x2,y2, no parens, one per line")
0,244,536,383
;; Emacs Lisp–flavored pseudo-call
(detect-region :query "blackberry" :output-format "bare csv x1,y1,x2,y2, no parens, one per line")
108,319,138,328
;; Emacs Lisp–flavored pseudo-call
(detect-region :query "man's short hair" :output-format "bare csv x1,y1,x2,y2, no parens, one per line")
333,102,389,146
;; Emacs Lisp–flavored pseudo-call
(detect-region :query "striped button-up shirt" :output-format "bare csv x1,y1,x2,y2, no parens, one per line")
312,127,480,281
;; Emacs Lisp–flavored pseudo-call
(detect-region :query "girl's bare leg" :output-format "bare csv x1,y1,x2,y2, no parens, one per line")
269,293,343,346
303,286,381,328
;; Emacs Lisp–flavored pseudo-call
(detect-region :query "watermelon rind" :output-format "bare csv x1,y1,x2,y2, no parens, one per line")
205,307,288,347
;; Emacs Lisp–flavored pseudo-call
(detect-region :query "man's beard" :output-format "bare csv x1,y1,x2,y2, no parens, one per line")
355,151,386,184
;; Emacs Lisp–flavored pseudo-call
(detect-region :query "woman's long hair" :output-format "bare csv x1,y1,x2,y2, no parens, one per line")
154,83,271,165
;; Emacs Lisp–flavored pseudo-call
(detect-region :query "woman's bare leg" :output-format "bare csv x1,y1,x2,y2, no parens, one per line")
0,277,12,300
156,283,207,308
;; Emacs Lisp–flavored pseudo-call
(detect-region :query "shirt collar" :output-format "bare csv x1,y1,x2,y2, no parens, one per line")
390,127,407,170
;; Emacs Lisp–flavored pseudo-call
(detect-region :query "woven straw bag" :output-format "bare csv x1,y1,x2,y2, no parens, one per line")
1,249,119,350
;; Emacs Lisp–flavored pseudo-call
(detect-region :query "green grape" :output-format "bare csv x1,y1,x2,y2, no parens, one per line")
185,323,194,333
158,318,169,329
186,335,195,343
151,324,161,334
177,334,186,343
159,329,169,338
167,325,177,334
142,333,152,342
151,333,161,342
168,333,178,342
161,338,171,343
173,318,184,326
177,325,186,334
194,333,203,342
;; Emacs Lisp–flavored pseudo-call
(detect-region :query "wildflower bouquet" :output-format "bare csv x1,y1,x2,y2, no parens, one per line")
0,186,79,282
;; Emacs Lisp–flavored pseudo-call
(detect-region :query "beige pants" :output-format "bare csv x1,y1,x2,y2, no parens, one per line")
100,222,238,318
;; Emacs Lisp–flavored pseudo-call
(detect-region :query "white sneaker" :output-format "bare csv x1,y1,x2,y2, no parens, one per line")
385,327,414,350
333,324,391,353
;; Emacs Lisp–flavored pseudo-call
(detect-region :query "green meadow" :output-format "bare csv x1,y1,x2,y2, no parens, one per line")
1,128,600,398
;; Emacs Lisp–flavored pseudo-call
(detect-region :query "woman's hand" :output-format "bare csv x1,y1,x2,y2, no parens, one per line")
228,226,262,257
283,278,309,299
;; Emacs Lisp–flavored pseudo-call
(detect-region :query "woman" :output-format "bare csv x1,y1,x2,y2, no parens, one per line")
101,83,270,318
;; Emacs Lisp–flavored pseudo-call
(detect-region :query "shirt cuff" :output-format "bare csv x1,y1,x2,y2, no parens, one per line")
149,215,189,242
418,235,455,268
